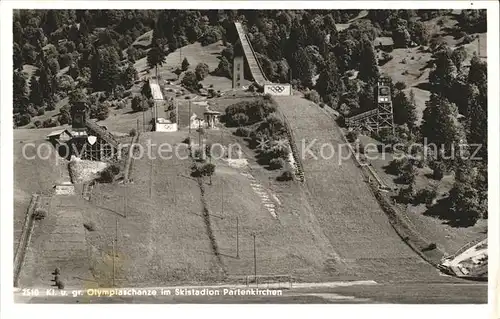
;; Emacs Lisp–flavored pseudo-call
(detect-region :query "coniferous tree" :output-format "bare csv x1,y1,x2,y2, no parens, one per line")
292,47,314,89
393,90,412,126
43,10,61,35
181,57,190,71
421,93,465,162
91,46,120,92
147,46,167,79
122,63,139,89
38,65,53,102
429,47,457,96
13,42,24,71
13,21,24,46
13,70,28,114
315,53,343,107
141,80,152,99
358,37,379,84
448,180,483,226
29,75,43,107
407,89,418,133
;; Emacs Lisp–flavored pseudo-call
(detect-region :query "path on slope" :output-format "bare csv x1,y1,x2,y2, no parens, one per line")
274,96,442,282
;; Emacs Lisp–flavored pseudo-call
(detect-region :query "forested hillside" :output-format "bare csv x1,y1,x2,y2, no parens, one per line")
12,9,487,226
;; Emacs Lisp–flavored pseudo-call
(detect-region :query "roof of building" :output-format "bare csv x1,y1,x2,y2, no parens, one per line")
86,120,119,148
204,110,222,115
374,37,394,46
47,129,72,138
150,81,164,100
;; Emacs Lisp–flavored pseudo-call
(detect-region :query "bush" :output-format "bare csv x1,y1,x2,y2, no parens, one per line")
422,243,437,252
398,185,415,203
115,100,126,109
58,111,71,125
181,57,190,71
346,130,359,143
415,187,437,205
399,164,417,185
94,102,109,121
37,108,46,116
394,81,407,90
232,113,249,126
193,149,205,162
386,157,410,175
199,26,222,46
225,98,277,127
213,56,232,79
429,160,445,180
14,113,31,127
131,95,148,112
181,71,201,92
114,85,125,99
461,34,475,44
83,222,96,231
379,52,393,65
34,120,42,128
56,279,65,289
269,158,286,170
304,90,321,103
195,63,210,81
129,128,137,137
235,127,251,137
98,164,121,183
169,111,177,123
42,118,59,128
46,98,56,111
201,163,216,177
57,74,76,92
33,208,47,220
277,169,294,181
191,162,216,177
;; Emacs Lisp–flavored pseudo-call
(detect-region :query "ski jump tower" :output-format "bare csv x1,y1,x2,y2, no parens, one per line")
346,76,395,134
233,22,292,96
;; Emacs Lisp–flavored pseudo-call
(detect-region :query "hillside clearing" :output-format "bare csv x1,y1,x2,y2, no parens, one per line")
134,41,225,81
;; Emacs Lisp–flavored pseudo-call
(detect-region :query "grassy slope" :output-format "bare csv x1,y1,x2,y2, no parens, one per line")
274,96,446,281
81,131,223,286
14,129,95,288
19,195,94,288
373,13,488,255
356,136,487,255
200,127,356,282
13,129,68,250
378,12,487,122
132,30,153,48
134,41,227,82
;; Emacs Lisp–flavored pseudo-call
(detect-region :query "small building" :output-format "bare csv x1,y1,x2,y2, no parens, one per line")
46,129,73,143
374,37,394,52
203,110,222,129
